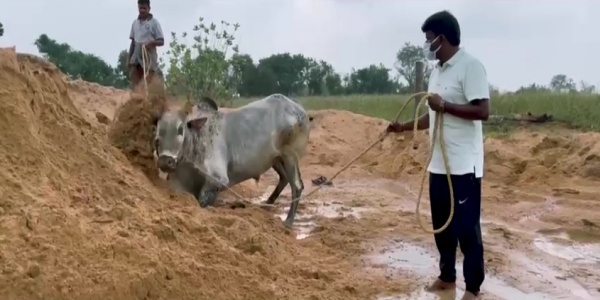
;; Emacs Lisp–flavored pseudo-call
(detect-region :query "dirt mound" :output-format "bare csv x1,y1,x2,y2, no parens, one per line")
68,79,130,124
307,110,387,167
484,130,600,185
307,109,600,188
306,110,428,179
0,48,386,300
108,94,163,180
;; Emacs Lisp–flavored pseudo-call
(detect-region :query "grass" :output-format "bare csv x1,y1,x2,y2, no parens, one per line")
233,92,600,132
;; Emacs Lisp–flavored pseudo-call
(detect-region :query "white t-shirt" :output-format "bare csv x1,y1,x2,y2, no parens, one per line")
426,48,490,178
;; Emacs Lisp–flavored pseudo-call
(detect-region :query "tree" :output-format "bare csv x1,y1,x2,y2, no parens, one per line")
394,42,432,92
304,60,343,96
579,81,596,94
34,34,119,87
113,50,130,88
549,74,576,93
255,53,312,96
515,83,550,94
228,53,259,96
161,17,240,102
0,22,4,37
346,64,397,94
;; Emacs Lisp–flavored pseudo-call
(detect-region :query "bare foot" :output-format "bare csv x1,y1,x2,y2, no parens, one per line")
460,291,479,300
425,278,456,292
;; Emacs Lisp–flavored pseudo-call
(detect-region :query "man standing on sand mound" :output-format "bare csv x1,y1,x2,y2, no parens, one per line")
128,0,164,90
387,10,490,300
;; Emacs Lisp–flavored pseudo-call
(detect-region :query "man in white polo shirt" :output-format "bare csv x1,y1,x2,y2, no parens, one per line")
387,10,490,300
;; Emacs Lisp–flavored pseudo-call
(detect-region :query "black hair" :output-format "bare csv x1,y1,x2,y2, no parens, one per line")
138,0,150,6
421,10,461,46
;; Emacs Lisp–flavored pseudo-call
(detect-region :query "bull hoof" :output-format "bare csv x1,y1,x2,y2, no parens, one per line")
283,219,294,228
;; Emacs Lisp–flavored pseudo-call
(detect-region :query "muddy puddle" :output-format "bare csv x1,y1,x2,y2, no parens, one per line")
251,184,372,239
247,178,599,299
484,213,600,266
368,241,596,300
533,235,600,264
378,180,600,268
276,202,371,239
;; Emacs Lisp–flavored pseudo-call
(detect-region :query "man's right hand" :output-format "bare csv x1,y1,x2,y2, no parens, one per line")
386,122,404,133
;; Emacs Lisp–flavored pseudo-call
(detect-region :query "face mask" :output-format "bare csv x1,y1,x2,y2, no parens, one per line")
423,36,441,61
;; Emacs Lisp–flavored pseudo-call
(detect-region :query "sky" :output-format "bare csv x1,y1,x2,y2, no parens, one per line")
0,0,598,92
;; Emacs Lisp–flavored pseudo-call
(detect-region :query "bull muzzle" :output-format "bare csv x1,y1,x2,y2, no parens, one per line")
157,155,177,172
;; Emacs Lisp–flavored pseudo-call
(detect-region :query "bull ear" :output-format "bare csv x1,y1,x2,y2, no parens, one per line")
187,116,208,131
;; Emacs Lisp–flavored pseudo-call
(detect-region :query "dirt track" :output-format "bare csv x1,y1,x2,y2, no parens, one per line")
1,47,599,300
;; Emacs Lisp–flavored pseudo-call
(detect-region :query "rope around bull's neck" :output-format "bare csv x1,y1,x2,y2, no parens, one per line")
140,44,453,234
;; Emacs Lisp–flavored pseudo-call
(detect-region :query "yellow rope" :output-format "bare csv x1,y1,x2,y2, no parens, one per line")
371,91,454,234
140,45,150,99
411,93,455,235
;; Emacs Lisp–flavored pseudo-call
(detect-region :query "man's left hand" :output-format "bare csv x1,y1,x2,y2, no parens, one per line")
427,93,445,112
144,41,155,48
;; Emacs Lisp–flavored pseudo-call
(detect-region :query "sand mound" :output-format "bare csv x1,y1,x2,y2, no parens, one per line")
0,48,380,299
307,109,600,188
108,94,163,180
484,130,600,185
306,110,428,179
307,110,387,166
68,79,130,124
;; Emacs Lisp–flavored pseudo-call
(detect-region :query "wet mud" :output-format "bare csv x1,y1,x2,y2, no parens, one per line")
254,171,600,299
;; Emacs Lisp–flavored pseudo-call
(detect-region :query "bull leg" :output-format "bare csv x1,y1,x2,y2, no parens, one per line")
265,159,288,205
197,166,229,208
281,154,304,228
197,183,221,208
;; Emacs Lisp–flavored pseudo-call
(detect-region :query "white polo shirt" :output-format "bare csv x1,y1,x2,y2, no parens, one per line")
426,48,490,178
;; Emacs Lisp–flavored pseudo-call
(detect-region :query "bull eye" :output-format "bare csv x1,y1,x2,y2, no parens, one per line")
177,124,184,136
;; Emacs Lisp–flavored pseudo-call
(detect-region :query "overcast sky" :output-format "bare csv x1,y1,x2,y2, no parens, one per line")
1,0,597,92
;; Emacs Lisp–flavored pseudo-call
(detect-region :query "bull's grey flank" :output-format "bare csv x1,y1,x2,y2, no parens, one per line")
153,94,311,227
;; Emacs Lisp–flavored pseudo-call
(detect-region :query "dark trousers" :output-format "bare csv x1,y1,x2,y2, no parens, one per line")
429,172,485,295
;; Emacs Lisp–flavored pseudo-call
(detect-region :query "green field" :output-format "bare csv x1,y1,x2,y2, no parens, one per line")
234,92,600,132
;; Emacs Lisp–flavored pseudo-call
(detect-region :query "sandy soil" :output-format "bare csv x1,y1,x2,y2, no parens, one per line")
1,46,599,300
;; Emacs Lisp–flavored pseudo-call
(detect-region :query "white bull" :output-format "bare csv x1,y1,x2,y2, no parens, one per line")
152,94,311,227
